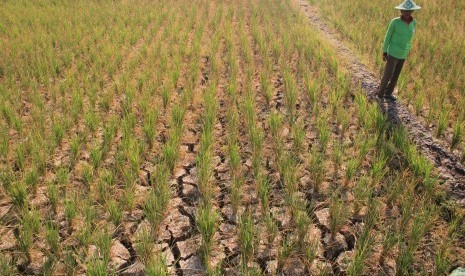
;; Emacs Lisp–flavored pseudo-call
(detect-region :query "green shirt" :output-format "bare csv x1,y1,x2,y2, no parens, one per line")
382,17,417,59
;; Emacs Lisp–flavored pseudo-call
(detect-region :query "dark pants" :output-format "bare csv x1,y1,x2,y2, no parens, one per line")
378,55,405,97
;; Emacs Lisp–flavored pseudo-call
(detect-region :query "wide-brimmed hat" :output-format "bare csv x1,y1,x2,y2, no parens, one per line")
395,0,421,10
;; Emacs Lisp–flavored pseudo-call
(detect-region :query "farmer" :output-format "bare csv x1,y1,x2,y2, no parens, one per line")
378,0,421,101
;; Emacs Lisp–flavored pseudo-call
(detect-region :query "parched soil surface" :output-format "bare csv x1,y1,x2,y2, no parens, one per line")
296,0,465,206
1,0,464,275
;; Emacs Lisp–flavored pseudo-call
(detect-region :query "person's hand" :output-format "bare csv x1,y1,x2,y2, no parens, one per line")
383,53,388,62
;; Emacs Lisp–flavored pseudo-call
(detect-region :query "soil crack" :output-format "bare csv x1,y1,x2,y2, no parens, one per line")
119,236,138,272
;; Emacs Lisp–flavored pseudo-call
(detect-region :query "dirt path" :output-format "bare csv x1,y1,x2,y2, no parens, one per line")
296,0,465,206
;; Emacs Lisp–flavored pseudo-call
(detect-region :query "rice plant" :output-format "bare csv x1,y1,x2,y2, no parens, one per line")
309,148,325,191
257,175,270,216
291,121,305,153
283,70,298,123
329,190,349,239
352,176,371,216
45,220,60,255
145,254,169,276
239,210,256,267
107,199,123,228
95,228,112,265
143,109,159,148
64,196,76,232
436,111,448,138
249,127,264,178
86,258,108,276
143,184,170,234
277,236,296,272
47,182,59,212
0,255,13,275
347,199,378,275
135,227,155,265
196,202,219,267
451,120,463,150
260,71,273,106
10,181,28,208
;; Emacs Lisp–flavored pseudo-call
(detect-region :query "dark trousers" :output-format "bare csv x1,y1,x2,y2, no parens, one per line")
378,55,405,96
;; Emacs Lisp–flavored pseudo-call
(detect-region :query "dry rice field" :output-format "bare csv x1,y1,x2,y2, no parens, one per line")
0,0,464,275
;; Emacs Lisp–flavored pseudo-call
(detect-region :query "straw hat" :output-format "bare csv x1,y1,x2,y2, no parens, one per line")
395,0,421,10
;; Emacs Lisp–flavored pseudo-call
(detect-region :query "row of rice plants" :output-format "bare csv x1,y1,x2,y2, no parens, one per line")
137,2,210,274
189,2,226,273
236,1,320,272
226,67,243,219
137,2,216,274
137,99,187,274
240,55,265,276
229,2,275,274
218,7,262,273
195,81,220,272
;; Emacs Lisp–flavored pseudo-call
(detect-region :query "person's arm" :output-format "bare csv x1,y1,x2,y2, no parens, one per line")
382,19,395,60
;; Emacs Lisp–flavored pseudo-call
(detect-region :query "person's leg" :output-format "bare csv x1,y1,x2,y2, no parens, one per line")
385,58,405,96
378,55,399,97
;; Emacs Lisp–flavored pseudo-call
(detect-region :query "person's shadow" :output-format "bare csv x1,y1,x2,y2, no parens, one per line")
375,96,402,139
380,98,400,122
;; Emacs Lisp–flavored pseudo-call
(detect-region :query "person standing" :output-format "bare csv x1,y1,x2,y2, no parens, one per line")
378,0,421,101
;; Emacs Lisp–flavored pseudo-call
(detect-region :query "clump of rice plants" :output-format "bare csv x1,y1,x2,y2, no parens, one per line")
329,190,349,239
196,202,219,269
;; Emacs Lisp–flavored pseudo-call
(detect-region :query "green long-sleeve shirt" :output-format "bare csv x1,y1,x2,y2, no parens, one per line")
382,17,417,59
